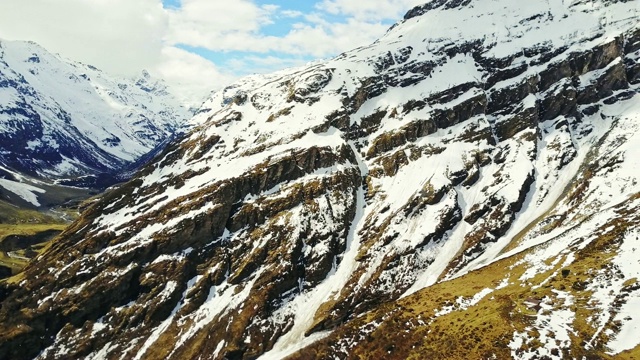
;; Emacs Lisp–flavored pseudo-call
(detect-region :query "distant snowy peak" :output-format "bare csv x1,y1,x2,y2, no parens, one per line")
0,39,192,184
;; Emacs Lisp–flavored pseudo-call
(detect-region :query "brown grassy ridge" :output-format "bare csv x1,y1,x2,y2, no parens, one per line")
287,205,640,360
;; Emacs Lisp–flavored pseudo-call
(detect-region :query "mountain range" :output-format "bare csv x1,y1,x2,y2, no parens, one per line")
0,39,191,208
1,0,640,359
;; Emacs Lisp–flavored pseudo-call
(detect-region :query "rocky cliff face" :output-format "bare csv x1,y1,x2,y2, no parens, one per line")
0,40,190,189
1,0,640,359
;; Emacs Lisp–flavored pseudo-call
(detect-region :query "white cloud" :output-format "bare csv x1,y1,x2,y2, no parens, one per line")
165,1,391,58
0,0,166,75
270,20,389,57
156,47,236,107
166,0,276,49
281,10,304,18
224,55,312,76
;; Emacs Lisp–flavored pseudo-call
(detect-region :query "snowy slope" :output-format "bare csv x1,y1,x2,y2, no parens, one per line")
0,39,191,184
1,0,639,359
0,164,45,207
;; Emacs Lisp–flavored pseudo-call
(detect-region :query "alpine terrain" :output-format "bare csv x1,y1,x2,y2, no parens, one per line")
0,39,191,194
1,0,640,359
0,40,191,283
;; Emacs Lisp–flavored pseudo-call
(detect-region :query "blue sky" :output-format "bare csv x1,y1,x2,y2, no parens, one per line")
159,0,415,77
161,0,320,69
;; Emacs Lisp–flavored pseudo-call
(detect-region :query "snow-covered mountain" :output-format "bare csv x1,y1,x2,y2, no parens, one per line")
0,39,191,190
1,0,640,359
